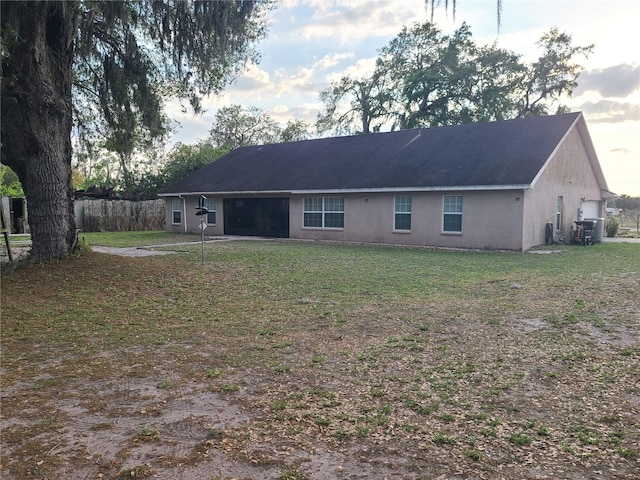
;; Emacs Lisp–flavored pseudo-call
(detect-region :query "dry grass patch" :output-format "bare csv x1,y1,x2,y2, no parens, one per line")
1,239,639,479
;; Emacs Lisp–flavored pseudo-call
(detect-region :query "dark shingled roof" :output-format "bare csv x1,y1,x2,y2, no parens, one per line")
161,112,582,195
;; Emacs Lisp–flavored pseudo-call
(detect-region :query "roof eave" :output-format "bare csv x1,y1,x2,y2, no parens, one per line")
159,185,532,197
158,190,293,197
291,185,532,194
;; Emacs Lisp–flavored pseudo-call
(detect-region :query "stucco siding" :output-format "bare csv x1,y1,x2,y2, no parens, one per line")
164,196,224,235
164,197,182,233
290,191,524,250
455,191,524,250
523,126,603,249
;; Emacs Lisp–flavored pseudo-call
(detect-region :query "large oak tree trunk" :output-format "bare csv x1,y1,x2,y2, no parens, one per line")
1,1,78,260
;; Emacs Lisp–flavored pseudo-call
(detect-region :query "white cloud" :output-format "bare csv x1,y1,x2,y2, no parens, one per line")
293,0,429,41
192,53,357,112
579,100,640,123
575,64,640,98
269,103,322,124
312,52,355,70
326,57,377,83
228,63,272,93
273,66,315,93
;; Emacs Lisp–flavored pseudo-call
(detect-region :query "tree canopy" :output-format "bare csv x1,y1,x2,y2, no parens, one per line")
317,22,592,135
72,1,271,189
209,104,310,150
132,142,231,198
1,0,271,259
0,165,24,198
73,104,310,199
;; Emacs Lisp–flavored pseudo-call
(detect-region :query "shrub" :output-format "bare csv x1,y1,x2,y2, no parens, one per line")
604,216,620,237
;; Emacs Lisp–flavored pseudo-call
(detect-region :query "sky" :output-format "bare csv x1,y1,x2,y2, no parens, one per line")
167,0,640,197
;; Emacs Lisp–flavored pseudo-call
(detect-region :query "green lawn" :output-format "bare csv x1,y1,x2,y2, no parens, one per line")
81,230,203,247
2,239,638,479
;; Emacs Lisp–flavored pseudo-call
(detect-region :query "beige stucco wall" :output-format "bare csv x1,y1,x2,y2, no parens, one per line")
166,190,525,250
289,190,525,250
163,196,224,236
522,126,604,250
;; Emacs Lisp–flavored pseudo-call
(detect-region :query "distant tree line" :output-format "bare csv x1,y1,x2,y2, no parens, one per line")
610,195,640,212
69,104,311,199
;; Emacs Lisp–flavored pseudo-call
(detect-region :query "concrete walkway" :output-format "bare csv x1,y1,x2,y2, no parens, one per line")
91,236,271,257
602,237,640,243
91,246,177,257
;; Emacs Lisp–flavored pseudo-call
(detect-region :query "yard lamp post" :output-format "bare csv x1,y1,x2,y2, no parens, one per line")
195,195,209,265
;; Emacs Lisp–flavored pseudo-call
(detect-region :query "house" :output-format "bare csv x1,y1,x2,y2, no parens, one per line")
159,112,612,251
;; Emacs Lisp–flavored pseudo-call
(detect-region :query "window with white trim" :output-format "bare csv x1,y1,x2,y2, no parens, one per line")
443,195,463,232
303,197,344,228
171,198,182,224
556,196,563,230
394,196,412,231
199,197,216,224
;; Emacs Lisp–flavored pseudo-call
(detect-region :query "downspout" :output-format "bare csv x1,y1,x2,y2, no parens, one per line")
178,195,187,233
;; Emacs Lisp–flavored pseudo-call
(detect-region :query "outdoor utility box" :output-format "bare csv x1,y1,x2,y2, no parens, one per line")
585,217,604,243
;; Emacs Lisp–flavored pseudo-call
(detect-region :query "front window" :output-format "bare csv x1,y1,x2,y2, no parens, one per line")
172,198,182,224
304,197,344,228
394,196,412,231
556,196,563,230
199,197,216,224
443,195,463,233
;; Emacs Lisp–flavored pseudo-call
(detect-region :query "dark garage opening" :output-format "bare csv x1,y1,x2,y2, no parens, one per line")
223,198,290,238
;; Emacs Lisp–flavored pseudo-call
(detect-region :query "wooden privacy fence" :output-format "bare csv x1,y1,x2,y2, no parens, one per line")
78,199,165,232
